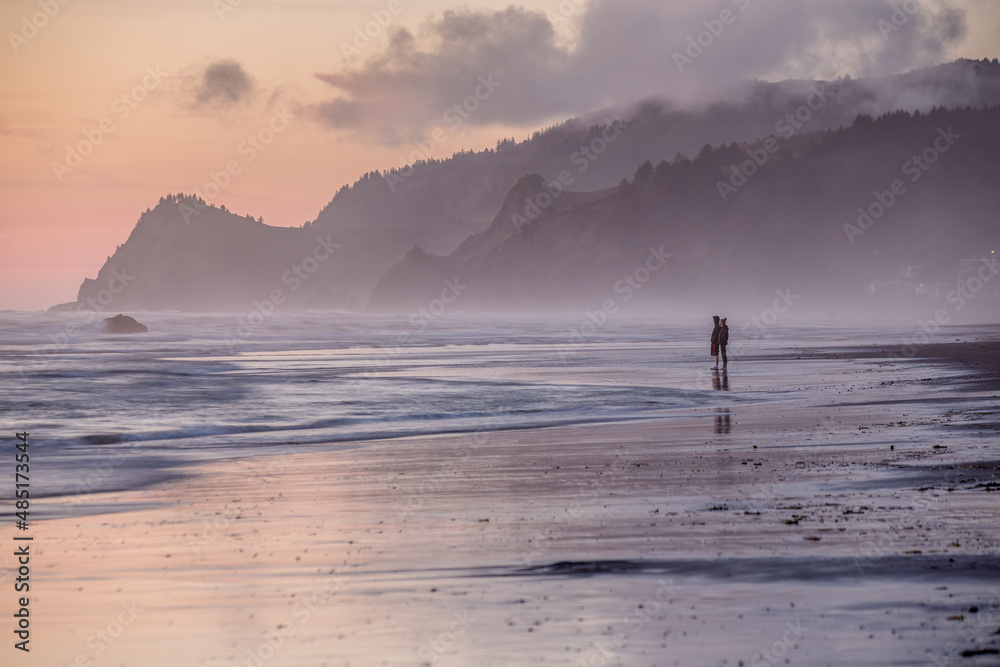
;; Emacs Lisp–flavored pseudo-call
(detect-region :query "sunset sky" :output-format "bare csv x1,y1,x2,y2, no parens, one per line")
1,0,997,311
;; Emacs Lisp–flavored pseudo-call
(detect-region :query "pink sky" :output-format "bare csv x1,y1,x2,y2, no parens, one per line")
1,0,997,310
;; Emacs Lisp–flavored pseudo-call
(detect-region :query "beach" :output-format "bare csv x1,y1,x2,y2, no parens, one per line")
2,317,999,666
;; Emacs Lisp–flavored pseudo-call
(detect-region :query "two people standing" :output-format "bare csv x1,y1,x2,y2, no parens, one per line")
711,315,729,371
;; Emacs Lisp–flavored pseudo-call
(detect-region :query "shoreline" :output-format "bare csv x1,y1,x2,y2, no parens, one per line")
7,337,1000,665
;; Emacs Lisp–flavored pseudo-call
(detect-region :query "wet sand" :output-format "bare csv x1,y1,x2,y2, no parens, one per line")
5,339,1000,666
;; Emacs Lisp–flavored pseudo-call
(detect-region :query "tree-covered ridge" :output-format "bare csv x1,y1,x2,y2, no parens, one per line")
369,104,1000,315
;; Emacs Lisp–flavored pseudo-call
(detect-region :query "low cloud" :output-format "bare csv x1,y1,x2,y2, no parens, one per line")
311,0,967,138
313,7,568,139
192,59,256,108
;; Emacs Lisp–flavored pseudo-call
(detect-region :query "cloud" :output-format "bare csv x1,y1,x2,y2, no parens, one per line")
313,6,570,139
192,59,256,108
311,0,967,138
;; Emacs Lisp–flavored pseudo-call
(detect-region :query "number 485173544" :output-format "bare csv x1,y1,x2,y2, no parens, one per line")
15,432,29,523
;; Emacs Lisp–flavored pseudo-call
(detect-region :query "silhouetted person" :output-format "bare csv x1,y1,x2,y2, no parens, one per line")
719,317,729,370
710,315,721,370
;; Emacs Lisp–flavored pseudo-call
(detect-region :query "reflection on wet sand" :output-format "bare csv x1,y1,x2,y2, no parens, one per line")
712,369,729,391
715,408,731,434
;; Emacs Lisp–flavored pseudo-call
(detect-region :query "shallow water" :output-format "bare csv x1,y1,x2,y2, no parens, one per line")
0,311,985,500
2,312,998,666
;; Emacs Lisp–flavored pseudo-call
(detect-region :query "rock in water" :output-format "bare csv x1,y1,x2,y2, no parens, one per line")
101,314,148,334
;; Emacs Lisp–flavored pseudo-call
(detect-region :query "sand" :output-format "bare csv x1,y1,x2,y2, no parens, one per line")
4,340,1000,666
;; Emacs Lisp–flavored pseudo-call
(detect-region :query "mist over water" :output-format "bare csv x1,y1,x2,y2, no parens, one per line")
2,311,986,503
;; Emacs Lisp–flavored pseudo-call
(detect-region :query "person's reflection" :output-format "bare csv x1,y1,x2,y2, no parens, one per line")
712,369,729,391
715,408,731,434
712,370,731,434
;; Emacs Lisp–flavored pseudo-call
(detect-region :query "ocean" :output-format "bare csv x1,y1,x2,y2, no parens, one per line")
0,311,951,502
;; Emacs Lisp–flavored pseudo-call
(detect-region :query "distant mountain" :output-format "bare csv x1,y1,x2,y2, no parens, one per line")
73,197,360,312
63,59,1000,313
369,105,1000,317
